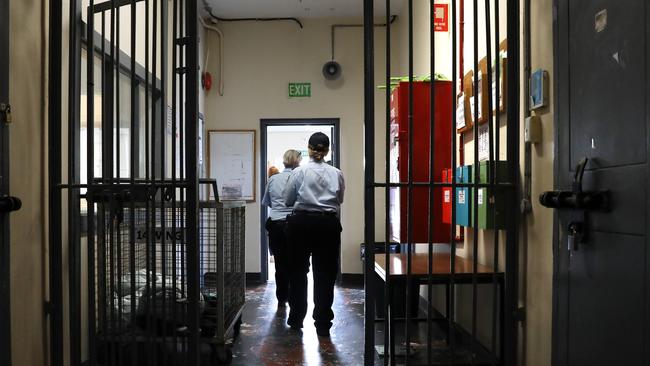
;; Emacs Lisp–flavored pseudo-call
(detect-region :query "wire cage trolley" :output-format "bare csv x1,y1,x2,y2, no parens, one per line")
91,180,245,365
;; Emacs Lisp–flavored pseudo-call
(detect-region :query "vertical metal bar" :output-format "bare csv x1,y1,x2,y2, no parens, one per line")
362,0,376,363
383,0,392,364
448,0,458,363
505,0,521,363
129,1,138,364
115,6,121,182
160,0,170,360
69,0,83,363
426,1,437,364
149,1,159,361
185,0,201,364
483,0,500,362
171,0,179,356
179,1,187,331
48,0,63,364
114,7,125,363
471,0,480,363
176,0,189,357
171,0,185,356
143,1,156,363
492,0,503,360
145,0,150,183
98,13,107,342
86,3,98,365
104,6,117,366
405,0,414,363
176,0,186,356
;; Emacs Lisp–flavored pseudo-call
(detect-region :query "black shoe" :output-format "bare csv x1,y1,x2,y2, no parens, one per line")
287,319,303,331
316,328,330,337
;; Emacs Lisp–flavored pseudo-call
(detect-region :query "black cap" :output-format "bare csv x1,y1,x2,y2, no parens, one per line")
308,132,330,151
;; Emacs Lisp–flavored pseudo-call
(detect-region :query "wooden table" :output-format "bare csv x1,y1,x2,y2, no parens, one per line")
373,251,505,363
375,252,502,283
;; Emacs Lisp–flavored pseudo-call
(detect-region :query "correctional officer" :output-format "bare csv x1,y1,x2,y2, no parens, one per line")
283,132,345,337
262,149,302,307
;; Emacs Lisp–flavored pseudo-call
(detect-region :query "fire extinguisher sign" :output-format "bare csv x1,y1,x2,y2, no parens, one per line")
433,3,449,32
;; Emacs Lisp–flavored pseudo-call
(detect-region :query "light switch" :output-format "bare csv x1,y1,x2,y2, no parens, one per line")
525,115,542,144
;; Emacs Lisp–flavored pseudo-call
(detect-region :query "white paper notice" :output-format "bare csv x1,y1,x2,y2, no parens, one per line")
458,190,466,204
457,95,466,130
492,81,498,111
478,123,490,161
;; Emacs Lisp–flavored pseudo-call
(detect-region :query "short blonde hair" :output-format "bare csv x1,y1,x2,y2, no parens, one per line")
283,149,302,168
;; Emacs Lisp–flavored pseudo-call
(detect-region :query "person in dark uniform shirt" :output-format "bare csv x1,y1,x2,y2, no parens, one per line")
283,132,345,337
262,149,302,307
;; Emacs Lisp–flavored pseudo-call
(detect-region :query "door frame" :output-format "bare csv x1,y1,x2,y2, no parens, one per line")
551,1,562,364
0,0,11,363
259,118,341,282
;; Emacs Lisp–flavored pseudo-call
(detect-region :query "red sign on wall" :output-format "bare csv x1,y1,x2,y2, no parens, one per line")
433,3,449,32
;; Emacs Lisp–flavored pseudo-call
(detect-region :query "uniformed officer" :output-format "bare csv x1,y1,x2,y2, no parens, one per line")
262,149,302,307
283,132,345,337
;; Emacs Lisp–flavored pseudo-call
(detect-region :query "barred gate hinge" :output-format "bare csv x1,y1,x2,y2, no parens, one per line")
515,306,526,323
0,103,11,124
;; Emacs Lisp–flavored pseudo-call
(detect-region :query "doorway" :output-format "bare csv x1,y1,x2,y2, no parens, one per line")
552,1,648,365
259,119,340,282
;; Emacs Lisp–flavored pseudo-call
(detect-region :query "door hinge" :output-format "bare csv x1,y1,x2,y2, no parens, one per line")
515,306,526,323
0,103,12,124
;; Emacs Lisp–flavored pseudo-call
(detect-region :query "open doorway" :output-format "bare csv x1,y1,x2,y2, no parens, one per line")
260,118,340,282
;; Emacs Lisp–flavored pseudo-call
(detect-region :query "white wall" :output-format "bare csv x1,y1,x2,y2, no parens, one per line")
202,17,395,274
522,0,554,364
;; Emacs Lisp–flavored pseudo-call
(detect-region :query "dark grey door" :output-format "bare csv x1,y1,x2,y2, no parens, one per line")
0,0,11,363
553,1,648,365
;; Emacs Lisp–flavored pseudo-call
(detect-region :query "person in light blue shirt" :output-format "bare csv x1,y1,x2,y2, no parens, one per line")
283,132,345,337
262,149,302,307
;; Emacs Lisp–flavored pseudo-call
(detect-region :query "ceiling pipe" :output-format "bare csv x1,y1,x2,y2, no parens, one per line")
199,17,225,96
330,15,398,60
202,0,303,29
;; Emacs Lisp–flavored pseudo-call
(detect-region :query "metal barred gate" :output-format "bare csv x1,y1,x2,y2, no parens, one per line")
45,0,229,365
362,0,520,365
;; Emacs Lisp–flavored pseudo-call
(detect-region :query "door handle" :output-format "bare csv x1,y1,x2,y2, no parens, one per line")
539,157,610,211
0,195,22,213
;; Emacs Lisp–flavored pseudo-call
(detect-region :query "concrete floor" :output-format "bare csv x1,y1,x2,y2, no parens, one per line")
230,277,373,366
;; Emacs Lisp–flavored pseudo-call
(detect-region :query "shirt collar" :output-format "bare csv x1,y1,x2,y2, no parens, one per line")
283,168,293,173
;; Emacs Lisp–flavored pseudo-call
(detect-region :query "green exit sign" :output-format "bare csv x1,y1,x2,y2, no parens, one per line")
289,82,311,98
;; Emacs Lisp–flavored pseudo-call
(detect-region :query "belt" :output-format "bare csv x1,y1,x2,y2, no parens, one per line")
294,210,337,217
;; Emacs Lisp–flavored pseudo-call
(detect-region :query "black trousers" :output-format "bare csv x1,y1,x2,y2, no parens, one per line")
286,212,342,330
266,218,290,303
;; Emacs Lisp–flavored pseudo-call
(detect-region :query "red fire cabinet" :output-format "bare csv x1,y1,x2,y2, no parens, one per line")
389,81,453,243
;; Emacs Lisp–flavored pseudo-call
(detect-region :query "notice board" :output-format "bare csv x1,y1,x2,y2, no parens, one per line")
208,130,256,202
